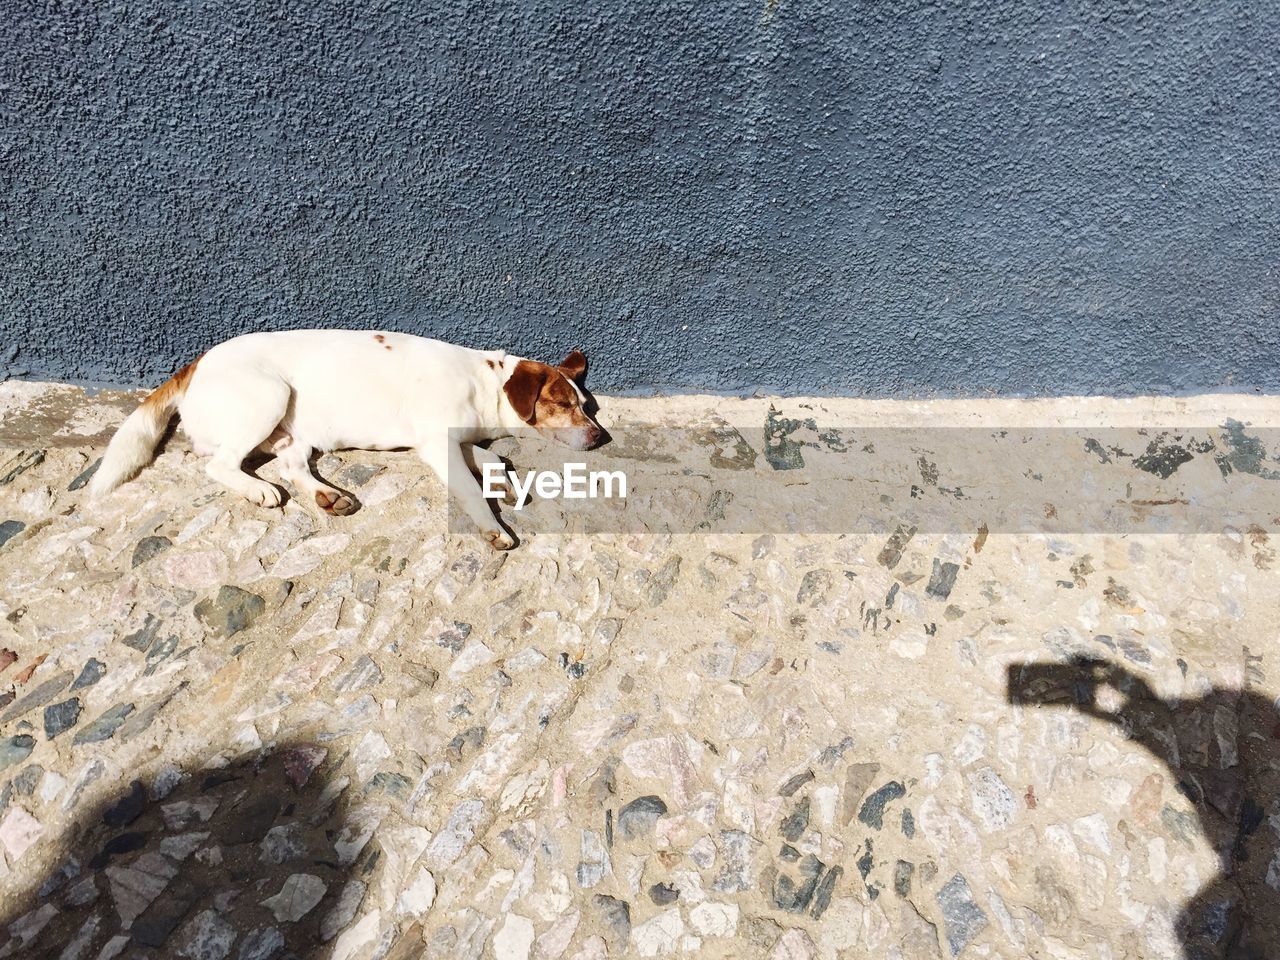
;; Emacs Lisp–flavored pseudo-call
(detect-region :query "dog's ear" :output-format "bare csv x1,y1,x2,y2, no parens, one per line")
558,349,587,383
503,360,547,424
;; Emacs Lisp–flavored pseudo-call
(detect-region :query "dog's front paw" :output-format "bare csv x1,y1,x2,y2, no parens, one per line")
484,479,518,506
483,528,516,551
249,483,284,508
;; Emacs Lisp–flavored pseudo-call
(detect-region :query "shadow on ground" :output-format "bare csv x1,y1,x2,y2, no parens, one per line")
1009,657,1280,960
1,743,367,959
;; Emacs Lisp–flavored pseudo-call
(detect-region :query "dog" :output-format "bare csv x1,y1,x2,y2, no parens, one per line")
88,330,604,549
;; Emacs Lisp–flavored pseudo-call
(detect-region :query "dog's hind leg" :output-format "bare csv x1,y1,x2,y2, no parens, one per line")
183,371,292,508
275,439,358,516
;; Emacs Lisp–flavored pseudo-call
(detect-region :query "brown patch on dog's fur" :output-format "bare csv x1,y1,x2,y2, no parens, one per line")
558,349,587,382
486,359,496,369
503,360,547,423
502,353,594,430
374,334,392,351
141,356,200,412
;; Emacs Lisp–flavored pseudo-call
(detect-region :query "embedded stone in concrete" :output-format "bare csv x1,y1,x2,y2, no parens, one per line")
396,868,437,918
105,852,180,926
177,907,236,959
841,763,882,824
70,657,106,690
648,882,678,905
780,796,811,842
779,770,815,797
631,907,683,957
43,697,81,739
936,873,988,956
689,902,739,937
117,684,187,742
811,866,842,919
259,824,303,865
73,702,135,745
772,854,824,913
0,519,25,549
877,523,916,568
0,735,35,771
132,535,172,568
67,457,101,490
591,894,631,942
320,879,367,942
859,781,906,830
0,671,73,723
493,913,535,960
0,806,43,861
279,744,327,790
261,874,327,922
4,903,57,951
333,654,382,692
134,877,207,948
340,463,384,487
194,585,266,637
771,927,817,960
617,795,667,841
236,927,284,960
926,558,960,599
894,860,915,897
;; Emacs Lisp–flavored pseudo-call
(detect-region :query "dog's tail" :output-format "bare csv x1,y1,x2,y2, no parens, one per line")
87,358,200,499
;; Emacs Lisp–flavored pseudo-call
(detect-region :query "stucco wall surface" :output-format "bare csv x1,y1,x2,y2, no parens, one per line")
2,1,1277,395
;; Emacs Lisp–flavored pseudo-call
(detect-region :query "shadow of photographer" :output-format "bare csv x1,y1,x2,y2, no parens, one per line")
1008,657,1279,960
0,742,370,959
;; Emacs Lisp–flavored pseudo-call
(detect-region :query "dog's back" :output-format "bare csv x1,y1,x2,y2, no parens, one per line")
184,330,505,450
89,330,506,498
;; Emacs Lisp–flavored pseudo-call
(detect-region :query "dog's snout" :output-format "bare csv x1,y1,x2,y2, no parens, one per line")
551,420,606,451
584,423,608,449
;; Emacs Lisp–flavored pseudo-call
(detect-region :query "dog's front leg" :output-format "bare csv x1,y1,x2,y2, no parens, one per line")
418,438,516,550
464,445,517,505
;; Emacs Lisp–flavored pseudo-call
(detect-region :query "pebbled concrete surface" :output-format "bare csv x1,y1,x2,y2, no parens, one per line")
4,2,1280,395
2,383,1280,959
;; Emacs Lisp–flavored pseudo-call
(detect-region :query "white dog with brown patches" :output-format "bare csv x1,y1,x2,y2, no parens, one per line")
88,330,604,549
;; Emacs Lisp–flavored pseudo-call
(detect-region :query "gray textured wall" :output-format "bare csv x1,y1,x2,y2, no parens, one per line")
2,1,1278,396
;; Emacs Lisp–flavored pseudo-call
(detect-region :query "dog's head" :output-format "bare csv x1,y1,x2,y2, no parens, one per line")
502,350,604,450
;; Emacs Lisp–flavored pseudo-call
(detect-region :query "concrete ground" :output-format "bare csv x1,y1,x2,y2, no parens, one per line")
1,380,1279,960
